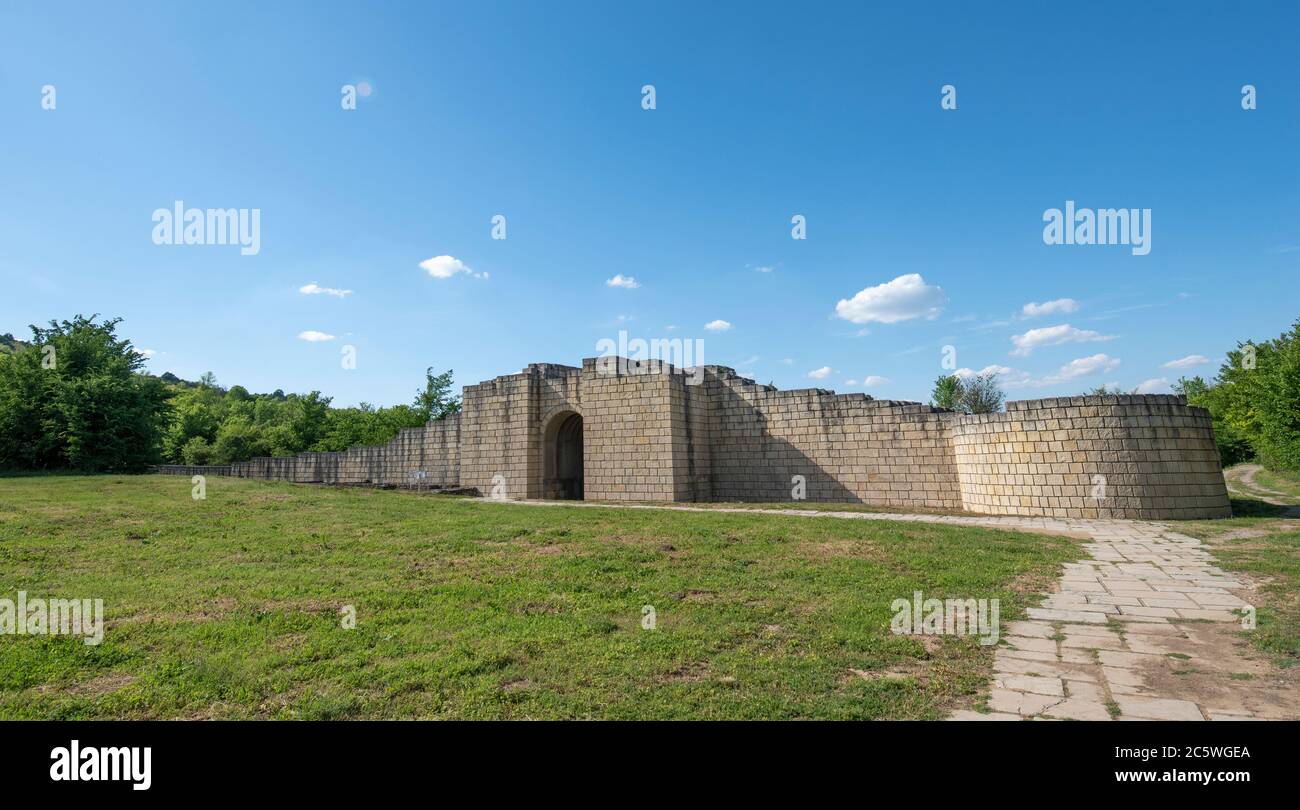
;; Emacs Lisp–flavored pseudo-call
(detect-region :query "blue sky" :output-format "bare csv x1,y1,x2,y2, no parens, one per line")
2,1,1296,407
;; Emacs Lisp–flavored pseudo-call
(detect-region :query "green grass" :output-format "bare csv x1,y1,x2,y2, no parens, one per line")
1253,468,1300,502
1209,528,1300,667
619,500,966,516
0,475,1079,720
1176,466,1300,666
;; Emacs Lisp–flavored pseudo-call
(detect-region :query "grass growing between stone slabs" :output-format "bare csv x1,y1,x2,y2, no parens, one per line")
0,475,1078,720
1206,528,1300,668
1175,468,1300,666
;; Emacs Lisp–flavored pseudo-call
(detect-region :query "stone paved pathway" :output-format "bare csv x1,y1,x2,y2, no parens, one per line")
489,498,1293,720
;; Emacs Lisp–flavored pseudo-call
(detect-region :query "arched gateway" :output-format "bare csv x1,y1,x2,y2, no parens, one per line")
542,410,583,499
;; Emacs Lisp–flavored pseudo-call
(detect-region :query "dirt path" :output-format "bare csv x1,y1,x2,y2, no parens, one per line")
485,497,1299,720
1225,463,1300,517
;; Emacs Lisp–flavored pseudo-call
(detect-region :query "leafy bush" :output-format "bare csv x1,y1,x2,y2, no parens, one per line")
1177,319,1300,471
930,373,1004,414
0,316,171,472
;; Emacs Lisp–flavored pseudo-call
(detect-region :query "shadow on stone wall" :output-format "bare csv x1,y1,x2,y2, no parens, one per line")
703,372,896,506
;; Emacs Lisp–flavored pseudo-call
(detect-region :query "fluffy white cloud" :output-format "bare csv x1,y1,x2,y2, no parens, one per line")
300,282,353,298
863,375,890,386
138,348,158,358
1135,377,1170,394
1041,353,1121,383
807,366,832,379
954,364,1015,379
955,357,1122,389
954,364,1032,387
298,330,335,342
1021,298,1079,318
1010,323,1114,356
1162,354,1210,369
834,273,947,324
704,319,732,332
754,265,774,273
419,255,487,280
606,274,640,289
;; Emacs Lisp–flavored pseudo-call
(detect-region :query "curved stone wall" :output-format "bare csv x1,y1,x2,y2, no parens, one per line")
950,395,1230,519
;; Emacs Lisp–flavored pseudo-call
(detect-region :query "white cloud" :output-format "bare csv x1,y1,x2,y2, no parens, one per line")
138,348,158,358
781,358,793,365
807,366,832,379
1010,323,1114,356
1021,298,1079,318
834,273,947,324
1162,354,1210,369
300,282,352,298
1041,353,1121,384
298,330,335,342
1135,377,1170,394
956,357,1120,389
606,274,640,289
704,319,732,332
419,255,487,280
754,265,774,273
954,364,1032,387
863,375,890,386
664,324,680,331
954,364,1015,379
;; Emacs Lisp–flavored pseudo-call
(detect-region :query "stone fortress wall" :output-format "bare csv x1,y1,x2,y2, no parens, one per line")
159,358,1232,520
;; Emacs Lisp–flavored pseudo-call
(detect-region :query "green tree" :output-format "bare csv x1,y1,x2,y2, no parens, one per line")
180,436,214,465
931,373,1004,414
0,315,171,471
414,367,461,421
961,372,1005,414
931,374,962,410
1174,375,1252,467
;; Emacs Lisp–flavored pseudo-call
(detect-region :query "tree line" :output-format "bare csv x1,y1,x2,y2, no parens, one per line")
0,315,460,472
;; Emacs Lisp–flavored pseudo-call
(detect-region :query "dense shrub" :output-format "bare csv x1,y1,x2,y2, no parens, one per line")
0,316,171,472
1177,319,1300,471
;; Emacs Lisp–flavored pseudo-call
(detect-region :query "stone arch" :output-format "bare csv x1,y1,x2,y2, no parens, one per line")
540,408,584,499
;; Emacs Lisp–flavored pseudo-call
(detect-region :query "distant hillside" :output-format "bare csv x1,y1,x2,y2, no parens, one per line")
0,333,31,355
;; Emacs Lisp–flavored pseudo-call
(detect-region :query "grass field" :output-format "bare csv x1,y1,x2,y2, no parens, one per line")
1181,465,1300,668
0,475,1078,720
1211,527,1300,667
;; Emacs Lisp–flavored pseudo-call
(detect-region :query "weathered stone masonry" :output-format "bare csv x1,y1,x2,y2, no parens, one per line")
160,358,1231,520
